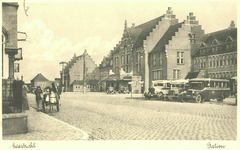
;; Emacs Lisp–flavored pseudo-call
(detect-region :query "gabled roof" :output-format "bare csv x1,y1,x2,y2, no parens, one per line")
150,22,183,53
132,15,164,49
31,73,49,82
64,56,81,73
204,28,237,45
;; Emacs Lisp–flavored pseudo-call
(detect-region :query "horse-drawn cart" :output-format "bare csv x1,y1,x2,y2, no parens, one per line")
42,89,60,112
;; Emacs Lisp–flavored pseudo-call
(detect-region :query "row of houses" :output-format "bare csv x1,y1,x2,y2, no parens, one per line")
61,7,237,93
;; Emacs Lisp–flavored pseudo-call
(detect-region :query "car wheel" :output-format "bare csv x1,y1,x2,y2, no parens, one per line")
218,94,225,101
196,94,202,103
158,93,163,100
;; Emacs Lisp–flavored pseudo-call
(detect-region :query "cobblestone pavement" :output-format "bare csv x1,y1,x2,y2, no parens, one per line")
27,92,237,140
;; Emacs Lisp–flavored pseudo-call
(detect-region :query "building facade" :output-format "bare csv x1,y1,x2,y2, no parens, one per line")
2,2,22,110
61,50,100,92
30,73,51,90
98,7,237,93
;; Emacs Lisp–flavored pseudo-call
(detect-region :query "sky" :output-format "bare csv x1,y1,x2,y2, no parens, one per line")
11,0,237,83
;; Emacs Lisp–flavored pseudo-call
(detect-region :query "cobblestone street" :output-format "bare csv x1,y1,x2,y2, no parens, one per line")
28,92,237,140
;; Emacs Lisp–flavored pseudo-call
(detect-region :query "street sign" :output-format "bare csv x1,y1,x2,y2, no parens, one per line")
14,63,19,72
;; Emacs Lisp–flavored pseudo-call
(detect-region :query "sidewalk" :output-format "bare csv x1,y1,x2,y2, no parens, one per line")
3,104,88,141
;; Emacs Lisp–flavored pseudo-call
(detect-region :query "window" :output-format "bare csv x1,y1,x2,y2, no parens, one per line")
124,45,127,54
213,56,215,67
219,55,222,66
216,56,219,67
203,58,205,68
115,57,119,74
226,55,229,65
121,55,124,65
230,54,233,65
159,53,163,66
209,57,212,67
222,55,225,66
209,73,212,78
233,53,237,65
153,54,156,66
200,58,203,68
177,52,184,64
173,69,180,79
189,33,195,44
136,52,141,73
153,70,163,80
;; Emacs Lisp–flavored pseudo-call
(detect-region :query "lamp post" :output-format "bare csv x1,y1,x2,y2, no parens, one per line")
59,61,67,93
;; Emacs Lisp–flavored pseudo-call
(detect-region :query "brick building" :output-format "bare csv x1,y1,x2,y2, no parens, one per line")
149,12,204,85
61,50,100,92
187,21,237,94
98,7,237,93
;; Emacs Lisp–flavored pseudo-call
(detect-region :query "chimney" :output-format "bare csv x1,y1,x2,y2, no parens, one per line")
131,23,135,28
185,12,198,25
74,53,76,57
164,7,175,19
229,20,235,29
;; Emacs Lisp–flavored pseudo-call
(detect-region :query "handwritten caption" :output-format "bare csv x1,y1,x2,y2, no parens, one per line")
207,142,226,149
10,142,36,148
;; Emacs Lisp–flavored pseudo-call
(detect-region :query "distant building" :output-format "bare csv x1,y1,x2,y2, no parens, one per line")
30,73,51,90
61,50,100,92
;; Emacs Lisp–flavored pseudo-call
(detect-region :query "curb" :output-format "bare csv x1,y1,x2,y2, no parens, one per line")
30,106,89,140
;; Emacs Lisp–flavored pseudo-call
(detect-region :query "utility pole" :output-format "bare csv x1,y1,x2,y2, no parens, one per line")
59,61,67,92
83,49,87,94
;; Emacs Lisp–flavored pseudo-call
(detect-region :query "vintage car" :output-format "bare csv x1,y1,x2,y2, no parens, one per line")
165,79,189,100
144,80,171,100
119,86,130,94
177,78,230,103
107,87,116,94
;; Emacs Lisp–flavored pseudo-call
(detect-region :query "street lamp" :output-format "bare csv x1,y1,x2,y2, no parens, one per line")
59,61,67,92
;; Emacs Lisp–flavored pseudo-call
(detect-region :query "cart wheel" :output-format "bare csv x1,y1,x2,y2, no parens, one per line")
42,103,46,113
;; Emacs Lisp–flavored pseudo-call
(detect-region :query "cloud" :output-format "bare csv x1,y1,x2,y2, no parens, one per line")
18,19,121,83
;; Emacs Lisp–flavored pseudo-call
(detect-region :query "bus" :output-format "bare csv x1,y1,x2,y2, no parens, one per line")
178,78,230,103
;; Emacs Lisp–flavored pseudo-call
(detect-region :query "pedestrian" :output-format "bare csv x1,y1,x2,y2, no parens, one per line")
35,86,43,111
22,83,30,112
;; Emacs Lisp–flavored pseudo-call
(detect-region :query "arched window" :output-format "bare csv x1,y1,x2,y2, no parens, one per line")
230,54,233,65
222,55,225,66
200,58,203,68
226,55,229,65
209,57,212,67
212,56,215,67
219,55,222,66
216,56,219,67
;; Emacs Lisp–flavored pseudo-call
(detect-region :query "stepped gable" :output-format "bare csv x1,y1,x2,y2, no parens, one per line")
64,55,80,73
204,28,237,45
31,73,49,82
150,22,183,53
132,15,164,49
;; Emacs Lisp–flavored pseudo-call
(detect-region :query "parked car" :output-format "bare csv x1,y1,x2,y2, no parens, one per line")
107,87,116,94
119,86,130,94
177,78,230,103
165,79,189,100
144,80,171,100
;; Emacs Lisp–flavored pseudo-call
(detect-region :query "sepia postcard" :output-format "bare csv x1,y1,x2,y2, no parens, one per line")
1,0,239,149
